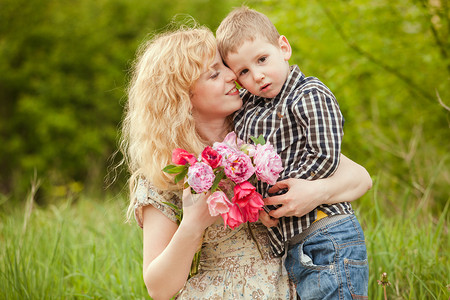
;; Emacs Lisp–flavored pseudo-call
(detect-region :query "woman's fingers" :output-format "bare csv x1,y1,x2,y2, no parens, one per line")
267,178,292,194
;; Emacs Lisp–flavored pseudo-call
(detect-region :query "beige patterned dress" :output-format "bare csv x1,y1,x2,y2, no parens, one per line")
134,178,295,300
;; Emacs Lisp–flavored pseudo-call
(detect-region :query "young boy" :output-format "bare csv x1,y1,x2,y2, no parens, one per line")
216,6,369,299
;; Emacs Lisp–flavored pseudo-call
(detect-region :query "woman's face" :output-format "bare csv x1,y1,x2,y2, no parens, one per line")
190,51,242,121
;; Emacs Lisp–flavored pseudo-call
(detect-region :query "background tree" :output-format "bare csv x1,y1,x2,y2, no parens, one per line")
0,0,448,212
0,0,244,201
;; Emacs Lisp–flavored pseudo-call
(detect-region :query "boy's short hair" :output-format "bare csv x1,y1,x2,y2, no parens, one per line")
216,6,280,61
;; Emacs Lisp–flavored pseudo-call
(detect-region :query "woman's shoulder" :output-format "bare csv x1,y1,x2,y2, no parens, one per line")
134,177,182,228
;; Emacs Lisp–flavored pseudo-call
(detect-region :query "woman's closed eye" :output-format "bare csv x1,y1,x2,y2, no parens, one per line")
210,71,220,79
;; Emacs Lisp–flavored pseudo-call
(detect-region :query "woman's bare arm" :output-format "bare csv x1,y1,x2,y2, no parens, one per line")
261,154,372,221
141,190,218,299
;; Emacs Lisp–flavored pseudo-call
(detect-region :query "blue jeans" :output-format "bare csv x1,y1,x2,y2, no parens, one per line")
285,214,369,300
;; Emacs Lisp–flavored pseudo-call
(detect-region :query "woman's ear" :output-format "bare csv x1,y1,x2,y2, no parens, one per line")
278,35,292,61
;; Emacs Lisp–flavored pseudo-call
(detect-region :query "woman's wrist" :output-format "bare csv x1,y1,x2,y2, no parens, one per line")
178,219,206,241
320,179,333,204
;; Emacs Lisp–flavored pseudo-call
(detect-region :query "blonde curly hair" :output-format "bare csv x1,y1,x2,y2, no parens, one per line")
120,26,217,220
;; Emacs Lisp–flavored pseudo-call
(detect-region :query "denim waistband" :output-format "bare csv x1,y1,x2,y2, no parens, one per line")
288,214,352,249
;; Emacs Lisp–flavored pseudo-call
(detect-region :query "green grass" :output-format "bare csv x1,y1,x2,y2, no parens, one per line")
0,197,148,299
1,186,448,299
358,179,450,299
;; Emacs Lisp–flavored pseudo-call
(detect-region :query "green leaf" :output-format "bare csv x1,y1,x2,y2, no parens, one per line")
162,164,187,174
162,201,183,225
162,164,177,173
174,167,188,184
210,170,225,193
162,201,179,211
250,134,266,145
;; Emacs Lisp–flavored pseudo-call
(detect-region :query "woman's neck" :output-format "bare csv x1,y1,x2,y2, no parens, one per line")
195,118,232,145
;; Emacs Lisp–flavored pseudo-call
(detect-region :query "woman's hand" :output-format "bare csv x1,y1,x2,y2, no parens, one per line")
181,188,220,235
264,178,325,219
263,154,372,219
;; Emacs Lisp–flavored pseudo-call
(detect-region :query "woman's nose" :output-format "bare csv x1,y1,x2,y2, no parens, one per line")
225,68,237,82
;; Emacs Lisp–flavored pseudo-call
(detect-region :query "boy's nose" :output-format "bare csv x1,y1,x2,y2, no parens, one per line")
254,72,264,82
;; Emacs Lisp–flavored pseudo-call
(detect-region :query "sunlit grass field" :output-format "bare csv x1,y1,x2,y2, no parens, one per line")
1,182,449,299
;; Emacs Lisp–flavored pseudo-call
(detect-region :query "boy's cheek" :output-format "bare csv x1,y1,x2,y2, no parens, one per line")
244,83,259,95
238,78,252,90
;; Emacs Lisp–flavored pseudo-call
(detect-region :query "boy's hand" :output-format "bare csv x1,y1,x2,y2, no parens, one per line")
264,178,325,218
258,210,279,227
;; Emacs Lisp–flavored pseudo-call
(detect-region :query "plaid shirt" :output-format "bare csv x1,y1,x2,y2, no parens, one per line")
233,65,353,256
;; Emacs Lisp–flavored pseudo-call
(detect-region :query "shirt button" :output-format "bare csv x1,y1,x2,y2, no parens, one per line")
310,171,316,177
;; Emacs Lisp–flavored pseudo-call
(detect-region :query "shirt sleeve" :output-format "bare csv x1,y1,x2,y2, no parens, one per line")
292,87,344,179
134,177,182,228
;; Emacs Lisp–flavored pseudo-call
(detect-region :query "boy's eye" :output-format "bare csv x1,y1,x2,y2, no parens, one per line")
258,56,267,63
239,69,248,76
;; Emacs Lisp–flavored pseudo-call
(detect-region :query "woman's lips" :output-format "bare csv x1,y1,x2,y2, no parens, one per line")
226,87,239,95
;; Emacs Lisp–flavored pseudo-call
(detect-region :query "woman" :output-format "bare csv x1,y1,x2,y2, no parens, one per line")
120,25,371,299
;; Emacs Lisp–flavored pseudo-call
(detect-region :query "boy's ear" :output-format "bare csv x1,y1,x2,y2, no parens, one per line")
278,35,292,61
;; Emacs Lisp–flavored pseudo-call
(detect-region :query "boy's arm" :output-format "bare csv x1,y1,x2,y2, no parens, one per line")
291,87,344,179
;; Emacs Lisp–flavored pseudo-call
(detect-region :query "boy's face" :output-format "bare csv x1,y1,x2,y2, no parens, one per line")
225,35,292,98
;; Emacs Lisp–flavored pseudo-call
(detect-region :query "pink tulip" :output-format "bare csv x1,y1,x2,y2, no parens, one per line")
221,203,244,230
232,182,264,211
207,191,231,216
232,181,256,207
222,131,245,150
201,146,222,169
172,148,197,165
242,202,263,223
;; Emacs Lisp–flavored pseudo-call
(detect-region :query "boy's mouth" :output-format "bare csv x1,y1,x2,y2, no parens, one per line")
260,83,271,92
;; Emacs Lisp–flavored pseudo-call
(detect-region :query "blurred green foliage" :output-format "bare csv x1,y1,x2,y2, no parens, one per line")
0,0,243,201
1,0,449,211
261,0,450,213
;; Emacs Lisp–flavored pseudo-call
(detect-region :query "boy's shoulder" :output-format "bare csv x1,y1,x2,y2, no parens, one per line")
273,65,336,103
291,74,334,100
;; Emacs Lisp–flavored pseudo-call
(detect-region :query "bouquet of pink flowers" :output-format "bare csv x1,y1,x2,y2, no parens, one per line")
163,132,283,229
